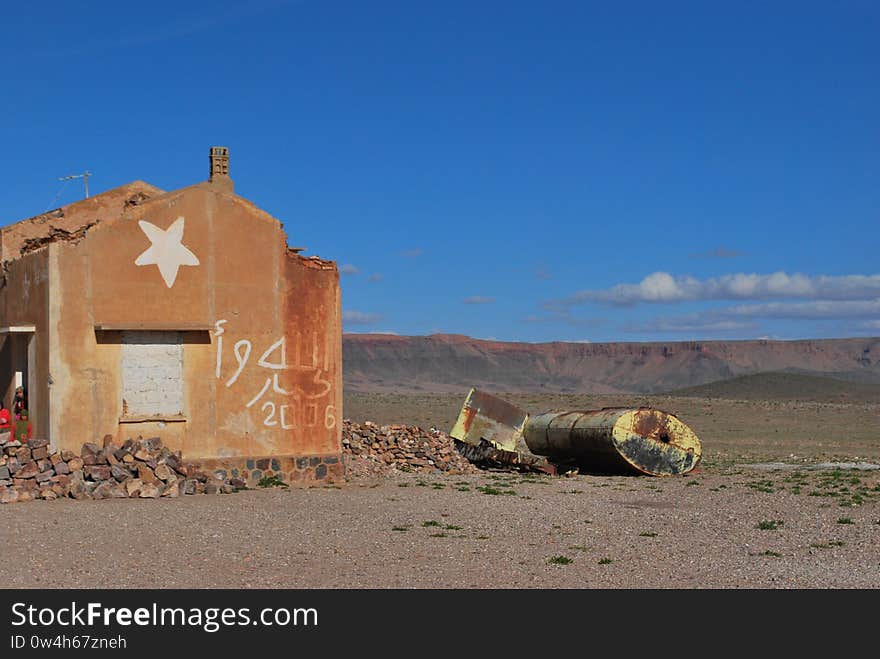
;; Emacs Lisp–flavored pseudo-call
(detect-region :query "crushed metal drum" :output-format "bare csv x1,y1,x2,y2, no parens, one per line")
450,388,703,476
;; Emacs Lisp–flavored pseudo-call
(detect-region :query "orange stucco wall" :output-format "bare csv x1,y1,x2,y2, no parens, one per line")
21,182,341,459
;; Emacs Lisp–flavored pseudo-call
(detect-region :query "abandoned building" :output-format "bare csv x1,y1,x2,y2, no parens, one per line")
0,147,342,483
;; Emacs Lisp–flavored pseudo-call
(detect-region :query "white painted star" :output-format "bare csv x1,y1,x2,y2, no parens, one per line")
135,216,200,288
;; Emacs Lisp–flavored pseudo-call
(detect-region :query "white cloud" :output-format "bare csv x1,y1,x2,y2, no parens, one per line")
550,271,880,307
626,298,880,336
342,310,382,325
725,299,880,319
367,273,382,283
463,295,495,305
625,317,757,333
339,263,359,275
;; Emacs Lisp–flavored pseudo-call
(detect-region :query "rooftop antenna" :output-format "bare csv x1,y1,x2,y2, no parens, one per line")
58,171,92,199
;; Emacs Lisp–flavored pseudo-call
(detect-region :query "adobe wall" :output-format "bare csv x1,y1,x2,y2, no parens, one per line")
49,183,341,461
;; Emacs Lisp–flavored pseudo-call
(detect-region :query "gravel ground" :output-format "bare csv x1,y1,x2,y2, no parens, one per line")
3,468,879,589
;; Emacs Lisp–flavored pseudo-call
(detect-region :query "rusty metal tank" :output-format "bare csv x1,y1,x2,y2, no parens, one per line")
523,408,702,476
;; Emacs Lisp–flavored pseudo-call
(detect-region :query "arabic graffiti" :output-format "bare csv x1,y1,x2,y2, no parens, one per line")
213,320,336,431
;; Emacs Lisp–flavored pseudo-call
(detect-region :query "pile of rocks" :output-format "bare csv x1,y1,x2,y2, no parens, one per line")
341,420,479,478
0,433,245,504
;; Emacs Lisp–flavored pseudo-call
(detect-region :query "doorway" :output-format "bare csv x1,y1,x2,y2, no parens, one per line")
0,327,36,431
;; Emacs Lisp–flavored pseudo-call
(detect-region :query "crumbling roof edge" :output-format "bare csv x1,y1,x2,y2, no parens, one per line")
2,180,164,233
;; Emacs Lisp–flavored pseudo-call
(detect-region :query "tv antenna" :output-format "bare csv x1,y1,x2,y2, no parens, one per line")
58,171,92,199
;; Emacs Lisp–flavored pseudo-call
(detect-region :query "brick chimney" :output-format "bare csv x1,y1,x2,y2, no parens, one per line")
208,146,233,192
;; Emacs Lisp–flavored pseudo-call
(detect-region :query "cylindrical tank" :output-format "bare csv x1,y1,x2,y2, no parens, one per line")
523,408,702,476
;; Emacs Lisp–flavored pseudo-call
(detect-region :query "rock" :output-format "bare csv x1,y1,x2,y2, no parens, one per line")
134,448,151,461
60,450,76,461
125,479,143,497
160,482,179,498
182,479,197,495
84,465,112,481
110,464,132,482
68,472,90,500
27,438,49,449
154,464,173,481
93,480,128,499
0,466,9,480
165,454,183,474
138,482,160,498
15,488,33,502
16,460,39,479
0,487,18,504
137,464,158,483
68,457,84,471
54,461,70,475
35,470,53,483
104,448,119,465
204,480,220,495
122,453,135,464
102,434,116,449
31,446,49,460
81,443,101,465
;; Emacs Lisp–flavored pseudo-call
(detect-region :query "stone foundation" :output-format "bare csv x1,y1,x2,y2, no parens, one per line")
197,454,345,487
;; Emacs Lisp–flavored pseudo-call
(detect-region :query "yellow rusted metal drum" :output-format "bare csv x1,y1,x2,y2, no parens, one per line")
523,408,702,476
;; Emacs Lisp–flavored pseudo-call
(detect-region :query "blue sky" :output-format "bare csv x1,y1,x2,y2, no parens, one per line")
2,1,877,343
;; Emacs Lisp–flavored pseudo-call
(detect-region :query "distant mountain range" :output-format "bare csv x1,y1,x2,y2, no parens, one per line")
343,333,880,393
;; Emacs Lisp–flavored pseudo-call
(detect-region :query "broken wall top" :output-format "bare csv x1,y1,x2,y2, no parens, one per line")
1,181,164,263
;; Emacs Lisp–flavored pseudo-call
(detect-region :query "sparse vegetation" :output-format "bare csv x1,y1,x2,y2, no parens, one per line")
837,517,854,525
598,558,613,565
477,485,516,496
810,541,845,548
548,555,573,565
757,520,784,531
639,531,658,537
257,475,288,488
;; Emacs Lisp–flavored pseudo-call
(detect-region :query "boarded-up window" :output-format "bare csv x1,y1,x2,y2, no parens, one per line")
121,331,184,416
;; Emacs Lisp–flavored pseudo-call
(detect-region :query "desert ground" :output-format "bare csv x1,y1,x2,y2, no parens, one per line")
3,379,879,589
